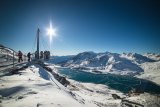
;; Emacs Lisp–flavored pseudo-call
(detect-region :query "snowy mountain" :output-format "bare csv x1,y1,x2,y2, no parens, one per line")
58,51,157,73
121,53,155,64
143,53,160,61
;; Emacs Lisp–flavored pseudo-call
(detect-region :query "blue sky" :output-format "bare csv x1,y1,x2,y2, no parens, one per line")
0,0,159,55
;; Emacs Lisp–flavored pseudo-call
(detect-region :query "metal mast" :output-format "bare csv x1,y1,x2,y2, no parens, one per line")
37,28,40,59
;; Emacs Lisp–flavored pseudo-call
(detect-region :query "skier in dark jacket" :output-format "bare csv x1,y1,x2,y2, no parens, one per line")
18,51,23,63
27,52,31,62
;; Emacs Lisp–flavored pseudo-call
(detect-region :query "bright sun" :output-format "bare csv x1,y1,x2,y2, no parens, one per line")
46,21,57,43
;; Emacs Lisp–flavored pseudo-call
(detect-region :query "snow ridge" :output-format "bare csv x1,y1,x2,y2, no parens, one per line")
58,51,157,73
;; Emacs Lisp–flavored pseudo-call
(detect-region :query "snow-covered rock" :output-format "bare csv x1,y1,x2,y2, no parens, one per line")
125,93,160,107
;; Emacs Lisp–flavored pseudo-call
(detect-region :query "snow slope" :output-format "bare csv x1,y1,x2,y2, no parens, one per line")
136,61,160,85
0,65,97,107
0,64,125,107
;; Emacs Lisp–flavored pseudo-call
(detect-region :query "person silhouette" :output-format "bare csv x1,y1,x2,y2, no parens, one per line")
18,51,23,63
27,52,31,62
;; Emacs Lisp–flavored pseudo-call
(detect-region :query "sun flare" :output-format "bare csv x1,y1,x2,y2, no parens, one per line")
46,22,57,43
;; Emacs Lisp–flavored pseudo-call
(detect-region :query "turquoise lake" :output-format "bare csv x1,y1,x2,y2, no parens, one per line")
57,68,160,94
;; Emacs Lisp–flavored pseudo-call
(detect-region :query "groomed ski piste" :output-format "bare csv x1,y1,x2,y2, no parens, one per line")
0,61,160,107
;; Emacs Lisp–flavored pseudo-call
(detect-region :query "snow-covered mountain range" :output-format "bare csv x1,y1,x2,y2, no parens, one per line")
52,51,159,74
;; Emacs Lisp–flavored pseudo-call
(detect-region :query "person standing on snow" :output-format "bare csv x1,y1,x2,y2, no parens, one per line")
27,52,31,62
40,51,43,59
18,50,23,63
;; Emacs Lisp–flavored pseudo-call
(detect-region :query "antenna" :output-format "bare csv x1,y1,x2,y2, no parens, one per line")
37,28,40,59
